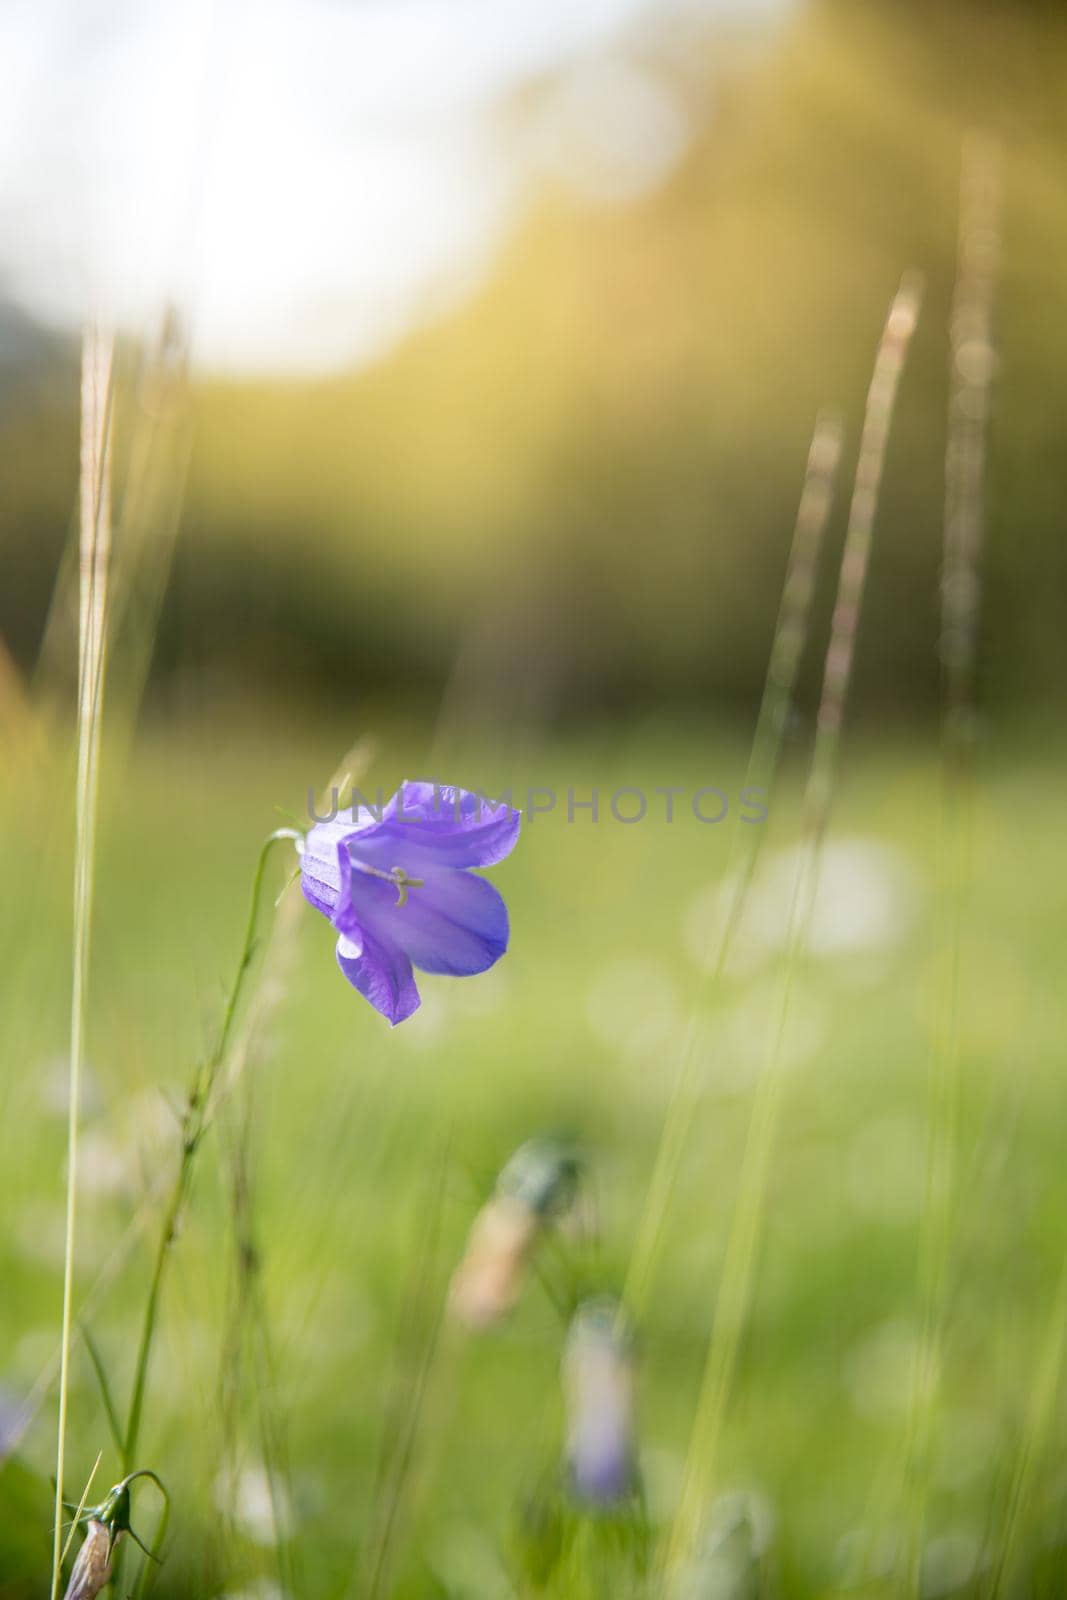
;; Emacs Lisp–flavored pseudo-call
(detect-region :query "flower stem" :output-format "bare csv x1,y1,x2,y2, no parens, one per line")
121,830,295,1476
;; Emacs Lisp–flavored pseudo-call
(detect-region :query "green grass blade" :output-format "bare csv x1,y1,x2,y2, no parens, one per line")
79,1328,124,1460
51,324,115,1600
58,1452,103,1570
662,276,923,1593
623,406,844,1326
900,137,1003,1595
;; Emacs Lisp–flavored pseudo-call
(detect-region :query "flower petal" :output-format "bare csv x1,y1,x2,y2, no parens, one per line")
300,819,358,918
351,868,509,977
348,781,521,875
336,930,420,1025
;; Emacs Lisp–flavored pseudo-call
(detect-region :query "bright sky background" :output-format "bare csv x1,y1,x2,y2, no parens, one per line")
0,0,787,375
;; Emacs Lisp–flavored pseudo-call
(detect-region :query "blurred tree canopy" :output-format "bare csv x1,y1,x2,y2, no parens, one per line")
3,0,1067,722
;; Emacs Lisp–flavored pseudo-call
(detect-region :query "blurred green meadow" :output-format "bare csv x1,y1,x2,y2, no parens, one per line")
3,0,1067,1595
3,707,1067,1595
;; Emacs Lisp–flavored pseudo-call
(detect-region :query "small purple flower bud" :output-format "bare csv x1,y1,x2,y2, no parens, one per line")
563,1299,637,1509
61,1469,166,1590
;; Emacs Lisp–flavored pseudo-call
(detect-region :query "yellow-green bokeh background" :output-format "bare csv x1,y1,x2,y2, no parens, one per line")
3,2,1067,1595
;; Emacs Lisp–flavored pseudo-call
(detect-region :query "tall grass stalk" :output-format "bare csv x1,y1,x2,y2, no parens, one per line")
6,321,190,1235
662,277,923,1592
32,310,190,733
59,1452,104,1571
51,325,115,1600
623,408,844,1324
902,139,1002,1595
104,308,193,763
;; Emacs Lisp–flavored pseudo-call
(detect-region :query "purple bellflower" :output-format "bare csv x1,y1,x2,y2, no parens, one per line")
300,781,521,1025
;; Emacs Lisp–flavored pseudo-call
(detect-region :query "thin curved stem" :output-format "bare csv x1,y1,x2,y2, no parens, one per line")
121,831,295,1475
129,1471,171,1598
